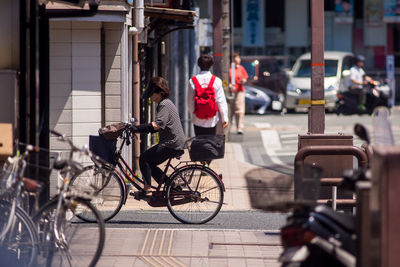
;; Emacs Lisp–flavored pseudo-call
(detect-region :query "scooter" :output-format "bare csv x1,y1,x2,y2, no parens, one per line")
279,124,372,267
335,80,391,115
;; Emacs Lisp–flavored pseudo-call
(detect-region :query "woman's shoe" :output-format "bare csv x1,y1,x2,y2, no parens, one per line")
131,190,152,200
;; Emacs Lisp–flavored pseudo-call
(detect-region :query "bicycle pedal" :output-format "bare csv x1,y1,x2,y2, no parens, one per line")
130,191,142,200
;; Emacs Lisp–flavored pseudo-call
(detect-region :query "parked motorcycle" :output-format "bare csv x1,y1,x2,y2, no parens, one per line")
335,80,391,115
279,183,357,267
279,124,373,267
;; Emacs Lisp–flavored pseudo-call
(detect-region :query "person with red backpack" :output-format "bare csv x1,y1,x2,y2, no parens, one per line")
187,54,229,140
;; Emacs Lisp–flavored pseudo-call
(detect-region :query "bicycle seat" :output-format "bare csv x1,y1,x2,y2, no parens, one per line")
53,159,68,170
53,159,84,173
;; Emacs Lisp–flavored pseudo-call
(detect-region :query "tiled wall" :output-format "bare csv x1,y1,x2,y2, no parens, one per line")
104,22,122,125
49,20,123,194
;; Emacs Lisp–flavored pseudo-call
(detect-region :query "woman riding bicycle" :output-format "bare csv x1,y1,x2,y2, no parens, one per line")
132,77,186,198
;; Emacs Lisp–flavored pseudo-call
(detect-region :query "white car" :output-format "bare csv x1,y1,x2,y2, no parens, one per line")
285,51,354,112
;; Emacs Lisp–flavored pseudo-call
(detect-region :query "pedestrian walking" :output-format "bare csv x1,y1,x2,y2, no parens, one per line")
187,54,229,164
229,52,248,134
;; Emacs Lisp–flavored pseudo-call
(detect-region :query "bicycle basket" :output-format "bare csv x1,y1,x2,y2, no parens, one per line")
188,135,225,162
98,122,126,140
89,135,117,165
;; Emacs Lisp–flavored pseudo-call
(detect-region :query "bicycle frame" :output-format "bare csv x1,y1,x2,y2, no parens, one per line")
113,134,179,192
112,131,198,196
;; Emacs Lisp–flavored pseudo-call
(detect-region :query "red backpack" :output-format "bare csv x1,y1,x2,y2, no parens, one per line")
192,75,218,119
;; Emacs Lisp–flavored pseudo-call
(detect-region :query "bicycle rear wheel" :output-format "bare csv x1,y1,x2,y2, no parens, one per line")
70,165,125,222
166,165,224,224
0,200,38,267
33,197,105,267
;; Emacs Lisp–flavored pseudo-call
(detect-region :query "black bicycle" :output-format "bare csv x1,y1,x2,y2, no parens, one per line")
70,119,225,224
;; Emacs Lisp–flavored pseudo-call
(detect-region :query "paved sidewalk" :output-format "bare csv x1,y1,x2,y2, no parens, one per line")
123,142,259,211
89,141,293,266
96,228,281,267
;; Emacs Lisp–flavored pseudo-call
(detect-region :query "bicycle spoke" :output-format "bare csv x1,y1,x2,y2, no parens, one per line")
166,166,223,224
70,166,125,222
33,197,105,267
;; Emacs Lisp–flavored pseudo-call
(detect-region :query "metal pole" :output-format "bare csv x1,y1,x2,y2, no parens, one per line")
132,33,140,171
309,0,325,134
212,0,222,77
182,30,189,135
230,0,235,89
222,0,230,85
38,4,50,203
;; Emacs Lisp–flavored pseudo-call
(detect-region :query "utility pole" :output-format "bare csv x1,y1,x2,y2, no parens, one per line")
221,0,230,86
213,0,230,134
309,0,325,134
212,1,222,78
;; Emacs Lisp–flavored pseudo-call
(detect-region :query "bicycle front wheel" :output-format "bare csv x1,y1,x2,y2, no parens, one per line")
33,197,105,267
70,165,125,222
166,165,224,224
0,200,38,267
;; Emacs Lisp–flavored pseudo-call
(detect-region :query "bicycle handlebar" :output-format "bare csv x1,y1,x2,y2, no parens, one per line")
50,130,82,153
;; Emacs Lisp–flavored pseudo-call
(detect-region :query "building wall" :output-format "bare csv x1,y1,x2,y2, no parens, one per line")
104,22,123,125
49,20,102,193
0,0,19,70
48,19,126,193
0,0,19,127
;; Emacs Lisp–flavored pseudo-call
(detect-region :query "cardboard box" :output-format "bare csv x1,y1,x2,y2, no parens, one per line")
0,123,13,161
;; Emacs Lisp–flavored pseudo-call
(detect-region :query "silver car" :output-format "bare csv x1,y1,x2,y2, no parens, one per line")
285,51,354,112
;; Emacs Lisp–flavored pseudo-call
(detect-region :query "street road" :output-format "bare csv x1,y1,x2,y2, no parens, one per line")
230,109,400,175
105,109,400,231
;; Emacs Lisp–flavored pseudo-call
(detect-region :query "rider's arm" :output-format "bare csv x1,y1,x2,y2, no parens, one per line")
131,123,158,134
351,78,363,85
364,75,373,83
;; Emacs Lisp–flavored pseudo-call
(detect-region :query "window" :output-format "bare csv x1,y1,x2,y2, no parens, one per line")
324,0,335,11
342,56,352,71
265,0,284,30
233,0,242,27
295,59,338,77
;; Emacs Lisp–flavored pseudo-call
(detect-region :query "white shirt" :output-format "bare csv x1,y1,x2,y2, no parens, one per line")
349,66,365,89
187,71,229,128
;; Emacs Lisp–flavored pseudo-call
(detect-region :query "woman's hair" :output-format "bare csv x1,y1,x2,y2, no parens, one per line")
197,54,214,70
148,77,170,98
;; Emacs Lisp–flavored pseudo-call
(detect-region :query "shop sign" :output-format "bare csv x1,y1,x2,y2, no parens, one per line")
335,0,354,23
386,55,396,107
242,0,264,47
383,0,400,22
365,0,384,26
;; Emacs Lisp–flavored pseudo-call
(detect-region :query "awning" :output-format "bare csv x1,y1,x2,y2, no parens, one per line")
46,2,130,12
144,7,195,24
45,1,130,22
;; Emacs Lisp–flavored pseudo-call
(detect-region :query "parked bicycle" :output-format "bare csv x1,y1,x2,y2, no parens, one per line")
32,130,106,267
0,145,41,267
70,119,225,224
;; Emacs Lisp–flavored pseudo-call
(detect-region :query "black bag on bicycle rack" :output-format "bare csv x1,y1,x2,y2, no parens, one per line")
188,135,225,162
89,135,117,165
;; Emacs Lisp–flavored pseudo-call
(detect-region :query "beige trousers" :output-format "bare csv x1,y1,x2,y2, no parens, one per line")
230,91,245,130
